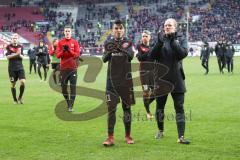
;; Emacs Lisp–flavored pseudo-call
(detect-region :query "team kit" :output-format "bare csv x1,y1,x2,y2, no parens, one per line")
5,18,190,147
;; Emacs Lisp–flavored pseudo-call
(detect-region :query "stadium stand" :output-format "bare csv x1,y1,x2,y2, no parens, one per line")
0,0,239,54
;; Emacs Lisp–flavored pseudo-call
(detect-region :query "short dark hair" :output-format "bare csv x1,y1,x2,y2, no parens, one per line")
114,19,123,25
113,19,124,28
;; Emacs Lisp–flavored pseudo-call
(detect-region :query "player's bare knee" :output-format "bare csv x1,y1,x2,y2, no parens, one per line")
11,82,16,88
143,90,150,98
20,79,26,85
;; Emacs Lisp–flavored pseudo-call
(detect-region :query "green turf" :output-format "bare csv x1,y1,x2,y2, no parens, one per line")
0,57,239,160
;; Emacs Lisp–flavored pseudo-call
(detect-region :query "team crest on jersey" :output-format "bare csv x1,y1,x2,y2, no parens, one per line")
71,43,74,47
140,45,150,53
122,42,130,49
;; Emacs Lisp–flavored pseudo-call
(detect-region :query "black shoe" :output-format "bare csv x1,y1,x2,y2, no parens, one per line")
177,136,190,144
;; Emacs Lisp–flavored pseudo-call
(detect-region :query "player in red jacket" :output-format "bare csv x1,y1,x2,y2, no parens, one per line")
56,26,80,112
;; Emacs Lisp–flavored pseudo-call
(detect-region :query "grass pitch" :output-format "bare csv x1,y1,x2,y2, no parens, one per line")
0,57,239,160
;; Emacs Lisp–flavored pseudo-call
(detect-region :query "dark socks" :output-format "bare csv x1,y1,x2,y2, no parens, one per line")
44,68,47,81
19,84,25,99
123,106,131,136
11,87,17,101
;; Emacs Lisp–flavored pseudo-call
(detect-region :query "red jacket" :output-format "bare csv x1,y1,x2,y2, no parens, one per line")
49,45,54,56
56,38,80,70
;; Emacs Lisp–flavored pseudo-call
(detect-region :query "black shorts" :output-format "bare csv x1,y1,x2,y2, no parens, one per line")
30,59,36,64
140,72,154,92
106,86,135,106
51,63,60,70
9,69,26,82
37,63,48,68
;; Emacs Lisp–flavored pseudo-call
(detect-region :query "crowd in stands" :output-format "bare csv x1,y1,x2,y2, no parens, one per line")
1,20,35,33
189,0,240,43
0,0,239,50
0,9,40,33
74,3,120,49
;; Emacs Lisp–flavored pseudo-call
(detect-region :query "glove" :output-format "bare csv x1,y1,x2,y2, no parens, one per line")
63,45,69,52
104,42,118,53
166,32,177,41
170,39,180,49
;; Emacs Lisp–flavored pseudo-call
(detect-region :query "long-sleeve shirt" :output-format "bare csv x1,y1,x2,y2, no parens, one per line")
102,37,134,89
56,38,80,70
5,44,24,71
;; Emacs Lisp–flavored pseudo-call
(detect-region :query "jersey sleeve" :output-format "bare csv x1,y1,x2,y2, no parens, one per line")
56,41,63,59
5,45,11,56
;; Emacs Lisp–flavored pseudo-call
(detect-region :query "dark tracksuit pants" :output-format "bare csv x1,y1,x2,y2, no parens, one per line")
226,57,233,73
29,59,36,74
61,70,77,108
106,85,132,136
155,92,185,138
217,56,225,72
38,63,48,80
201,59,209,73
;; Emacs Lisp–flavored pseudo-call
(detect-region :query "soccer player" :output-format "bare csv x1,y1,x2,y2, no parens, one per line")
149,18,190,144
56,26,80,112
5,33,26,104
136,30,155,119
27,46,36,74
36,40,49,81
200,41,211,75
102,20,135,146
49,39,60,84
